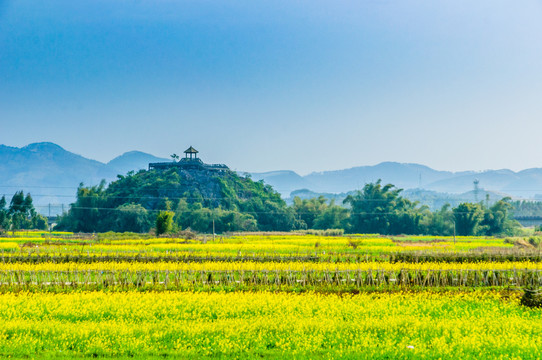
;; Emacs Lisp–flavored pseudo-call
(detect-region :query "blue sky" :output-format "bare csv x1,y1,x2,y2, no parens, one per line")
1,0,541,174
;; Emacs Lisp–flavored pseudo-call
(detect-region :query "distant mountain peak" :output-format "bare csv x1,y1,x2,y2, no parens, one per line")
116,150,150,157
108,151,168,163
107,151,169,175
23,142,65,152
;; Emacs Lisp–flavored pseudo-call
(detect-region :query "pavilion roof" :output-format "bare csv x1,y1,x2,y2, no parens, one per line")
184,146,199,154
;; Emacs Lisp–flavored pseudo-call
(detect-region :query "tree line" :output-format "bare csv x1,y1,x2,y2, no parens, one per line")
0,191,48,232
342,180,520,236
2,171,521,236
51,171,520,236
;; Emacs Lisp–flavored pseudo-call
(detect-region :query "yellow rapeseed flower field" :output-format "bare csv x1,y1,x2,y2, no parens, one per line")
0,232,540,358
0,260,541,272
0,291,539,359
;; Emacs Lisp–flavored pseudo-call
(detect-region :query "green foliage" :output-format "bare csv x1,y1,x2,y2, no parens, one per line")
156,211,174,235
293,196,328,229
510,200,542,217
177,208,258,233
114,204,152,233
55,171,524,236
31,214,48,230
58,168,295,233
292,197,349,231
8,191,35,217
528,236,541,248
56,181,108,232
420,204,454,236
343,180,421,235
313,202,349,230
3,191,47,231
520,288,542,308
0,196,8,231
453,203,484,236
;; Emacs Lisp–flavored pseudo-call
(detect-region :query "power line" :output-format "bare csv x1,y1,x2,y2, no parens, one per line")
4,184,542,192
3,193,535,203
29,205,487,215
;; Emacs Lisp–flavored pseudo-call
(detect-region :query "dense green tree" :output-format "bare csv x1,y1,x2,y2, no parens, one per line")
31,214,48,230
420,204,454,235
479,197,520,236
114,204,152,233
292,196,328,229
509,200,542,217
313,202,349,230
453,203,484,236
176,207,258,233
5,191,47,230
8,191,33,217
9,191,30,230
343,180,421,234
56,181,109,232
156,210,174,235
0,196,8,231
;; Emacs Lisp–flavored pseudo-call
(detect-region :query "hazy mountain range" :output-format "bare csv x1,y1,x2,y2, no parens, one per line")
251,165,542,199
0,143,168,213
2,142,542,214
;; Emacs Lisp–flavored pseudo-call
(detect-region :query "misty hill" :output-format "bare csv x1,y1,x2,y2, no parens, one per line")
303,162,453,193
252,163,542,199
0,143,168,212
107,151,168,175
247,171,310,195
0,143,107,209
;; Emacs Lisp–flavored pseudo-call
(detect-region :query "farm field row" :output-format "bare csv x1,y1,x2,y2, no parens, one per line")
3,259,542,272
1,268,541,291
0,232,518,256
0,290,538,359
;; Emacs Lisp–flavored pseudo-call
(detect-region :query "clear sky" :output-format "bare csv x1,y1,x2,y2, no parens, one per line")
1,0,541,174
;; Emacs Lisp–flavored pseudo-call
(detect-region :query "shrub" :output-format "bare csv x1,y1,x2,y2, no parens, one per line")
156,211,174,236
298,229,345,237
521,288,542,308
528,237,541,248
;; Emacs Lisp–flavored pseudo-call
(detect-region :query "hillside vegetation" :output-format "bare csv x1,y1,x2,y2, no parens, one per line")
56,168,299,233
50,165,523,236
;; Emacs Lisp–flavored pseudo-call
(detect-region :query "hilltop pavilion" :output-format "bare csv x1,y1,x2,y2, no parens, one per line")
148,146,229,172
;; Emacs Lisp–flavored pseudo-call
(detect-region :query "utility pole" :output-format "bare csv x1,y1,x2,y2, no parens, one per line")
211,198,215,242
212,210,215,242
453,220,456,245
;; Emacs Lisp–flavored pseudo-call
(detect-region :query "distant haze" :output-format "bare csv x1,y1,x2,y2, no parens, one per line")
1,1,542,174
4,143,542,218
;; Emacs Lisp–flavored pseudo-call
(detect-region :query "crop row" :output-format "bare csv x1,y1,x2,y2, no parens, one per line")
3,250,542,264
1,268,541,290
4,260,542,272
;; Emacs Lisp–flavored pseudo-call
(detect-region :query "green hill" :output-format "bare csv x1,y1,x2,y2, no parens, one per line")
56,167,299,233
